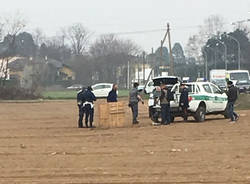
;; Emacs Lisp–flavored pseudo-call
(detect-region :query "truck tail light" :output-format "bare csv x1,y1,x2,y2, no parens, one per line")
188,96,193,102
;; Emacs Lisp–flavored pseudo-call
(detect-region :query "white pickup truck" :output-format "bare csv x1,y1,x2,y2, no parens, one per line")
148,79,229,122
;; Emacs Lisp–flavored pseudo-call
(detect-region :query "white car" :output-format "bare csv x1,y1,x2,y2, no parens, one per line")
92,83,114,98
148,81,229,122
66,84,84,90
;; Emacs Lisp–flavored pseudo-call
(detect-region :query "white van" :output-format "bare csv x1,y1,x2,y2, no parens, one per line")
209,69,227,90
226,70,250,93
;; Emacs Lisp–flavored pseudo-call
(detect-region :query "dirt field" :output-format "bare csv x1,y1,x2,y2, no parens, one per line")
0,99,250,184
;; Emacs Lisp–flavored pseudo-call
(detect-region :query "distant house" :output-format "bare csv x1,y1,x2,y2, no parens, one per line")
0,57,24,80
0,57,76,88
45,58,76,81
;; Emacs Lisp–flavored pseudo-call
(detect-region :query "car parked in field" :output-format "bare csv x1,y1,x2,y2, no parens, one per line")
92,83,117,98
66,84,84,90
148,81,229,123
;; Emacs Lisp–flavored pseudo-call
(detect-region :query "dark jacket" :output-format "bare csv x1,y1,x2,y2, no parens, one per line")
83,89,96,103
227,85,238,103
179,88,189,108
77,90,86,106
107,89,118,102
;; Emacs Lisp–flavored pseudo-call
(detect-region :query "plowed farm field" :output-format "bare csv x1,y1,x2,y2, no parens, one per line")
0,99,250,184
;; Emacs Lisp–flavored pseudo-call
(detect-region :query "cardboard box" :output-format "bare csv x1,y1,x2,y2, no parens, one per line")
98,102,126,128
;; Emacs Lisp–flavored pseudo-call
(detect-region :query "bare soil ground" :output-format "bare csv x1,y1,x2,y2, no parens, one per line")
0,99,250,184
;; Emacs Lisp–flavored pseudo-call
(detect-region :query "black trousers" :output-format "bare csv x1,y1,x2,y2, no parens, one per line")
161,103,170,124
130,102,138,123
78,105,84,128
85,104,94,128
181,106,188,121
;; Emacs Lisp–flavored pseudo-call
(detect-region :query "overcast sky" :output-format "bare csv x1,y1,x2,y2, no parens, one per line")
1,0,250,52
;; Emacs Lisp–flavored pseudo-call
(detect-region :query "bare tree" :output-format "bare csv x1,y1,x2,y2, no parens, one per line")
3,12,26,36
0,19,4,41
65,23,91,55
89,34,140,86
200,15,226,37
32,28,45,47
0,12,26,86
185,35,201,59
185,15,226,61
90,34,140,57
43,33,72,62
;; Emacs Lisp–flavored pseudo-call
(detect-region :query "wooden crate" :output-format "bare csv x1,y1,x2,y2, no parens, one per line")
98,102,126,128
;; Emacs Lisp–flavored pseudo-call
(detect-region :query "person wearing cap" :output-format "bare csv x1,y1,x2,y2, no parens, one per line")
107,84,118,102
179,83,189,121
83,86,97,128
77,87,86,128
129,82,144,124
226,81,239,123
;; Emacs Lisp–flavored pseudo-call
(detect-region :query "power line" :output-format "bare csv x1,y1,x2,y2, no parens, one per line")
112,29,165,35
110,25,205,36
103,20,242,36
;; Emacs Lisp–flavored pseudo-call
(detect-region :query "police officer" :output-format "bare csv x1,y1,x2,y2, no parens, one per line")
77,87,86,128
179,83,189,121
129,82,144,124
107,84,118,102
83,86,96,128
226,81,239,123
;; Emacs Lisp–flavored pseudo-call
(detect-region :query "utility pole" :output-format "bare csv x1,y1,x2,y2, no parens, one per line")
137,55,140,83
127,60,130,89
142,52,146,84
160,23,174,76
215,39,227,70
203,48,208,80
167,23,174,76
226,34,241,70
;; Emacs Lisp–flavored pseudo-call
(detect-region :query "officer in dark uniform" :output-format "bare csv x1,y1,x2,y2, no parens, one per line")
77,87,86,128
179,83,189,121
226,81,239,123
83,86,96,128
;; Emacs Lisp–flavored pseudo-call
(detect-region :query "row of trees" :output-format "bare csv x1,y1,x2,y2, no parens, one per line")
0,13,142,88
185,15,250,75
1,13,250,90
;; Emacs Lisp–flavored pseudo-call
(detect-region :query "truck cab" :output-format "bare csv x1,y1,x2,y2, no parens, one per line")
226,70,250,93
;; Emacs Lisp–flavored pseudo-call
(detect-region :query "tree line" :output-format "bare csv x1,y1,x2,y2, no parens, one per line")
0,12,250,91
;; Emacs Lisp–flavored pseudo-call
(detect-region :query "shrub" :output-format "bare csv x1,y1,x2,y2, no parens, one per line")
0,87,41,100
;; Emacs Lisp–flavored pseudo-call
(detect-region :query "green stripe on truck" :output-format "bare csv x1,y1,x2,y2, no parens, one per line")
191,95,227,102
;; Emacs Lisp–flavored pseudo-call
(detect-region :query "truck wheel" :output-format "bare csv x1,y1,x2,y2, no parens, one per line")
194,105,206,122
151,111,160,123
